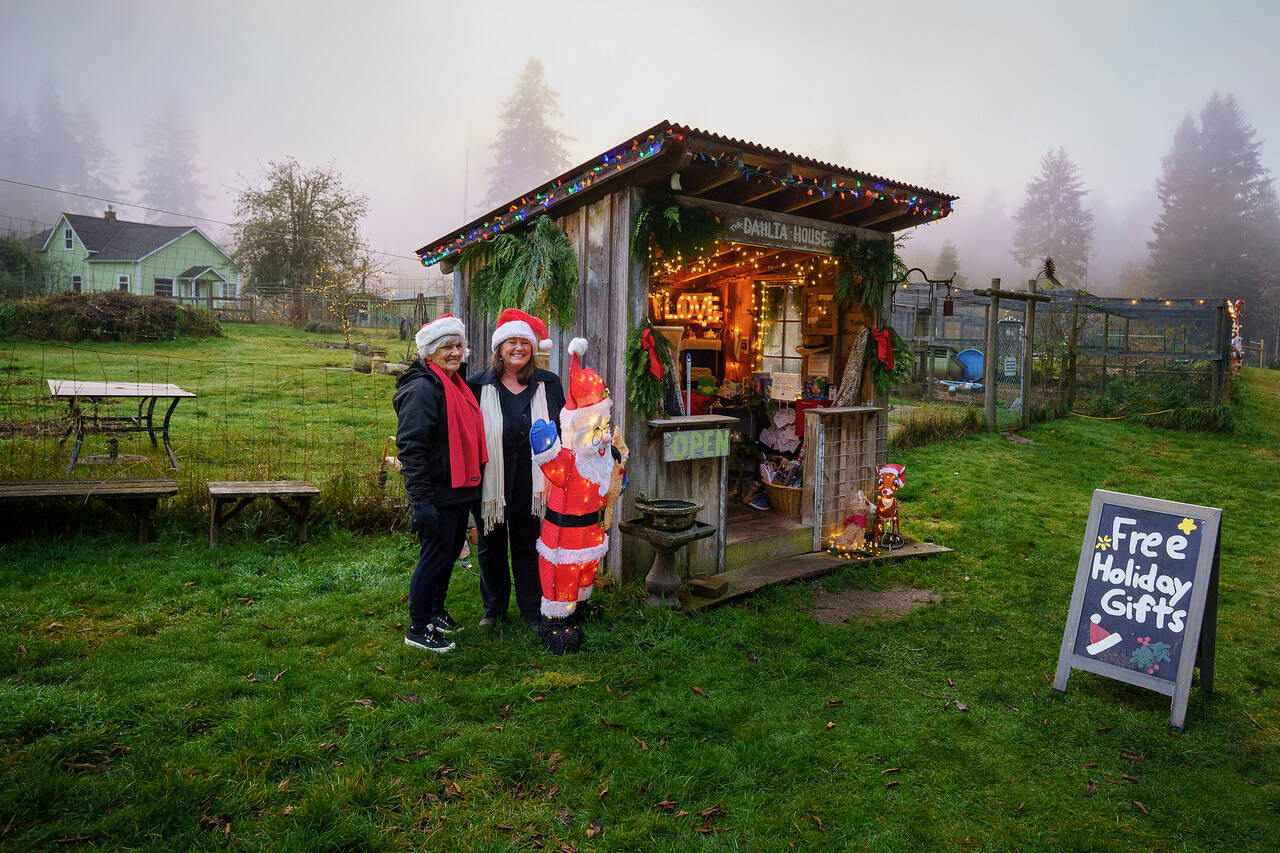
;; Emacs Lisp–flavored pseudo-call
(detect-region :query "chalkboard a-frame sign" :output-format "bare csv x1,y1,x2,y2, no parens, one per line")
1053,490,1221,731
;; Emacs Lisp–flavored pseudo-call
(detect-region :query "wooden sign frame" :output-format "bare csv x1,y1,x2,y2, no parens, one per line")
1053,489,1221,730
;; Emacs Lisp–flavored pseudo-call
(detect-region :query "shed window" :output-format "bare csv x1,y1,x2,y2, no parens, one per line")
63,228,74,250
153,278,173,297
759,284,803,376
117,274,130,293
70,274,82,293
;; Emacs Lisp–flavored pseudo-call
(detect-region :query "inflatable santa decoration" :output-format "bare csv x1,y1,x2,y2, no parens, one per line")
529,337,622,653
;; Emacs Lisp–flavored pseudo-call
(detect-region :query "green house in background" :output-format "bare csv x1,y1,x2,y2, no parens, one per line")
31,208,239,301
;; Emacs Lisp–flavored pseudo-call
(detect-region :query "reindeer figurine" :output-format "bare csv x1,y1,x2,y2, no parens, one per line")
868,463,906,550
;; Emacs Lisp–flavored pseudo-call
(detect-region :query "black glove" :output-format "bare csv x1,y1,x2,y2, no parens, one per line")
410,501,439,537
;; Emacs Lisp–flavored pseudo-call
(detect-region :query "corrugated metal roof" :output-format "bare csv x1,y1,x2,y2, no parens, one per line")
667,122,958,202
416,119,958,265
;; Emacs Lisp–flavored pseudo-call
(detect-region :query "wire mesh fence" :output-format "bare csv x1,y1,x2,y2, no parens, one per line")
890,283,1233,429
0,331,416,530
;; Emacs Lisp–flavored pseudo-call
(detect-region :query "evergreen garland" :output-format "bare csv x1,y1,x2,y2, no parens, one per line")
624,322,676,421
458,215,579,327
631,190,722,266
832,233,897,312
869,327,914,397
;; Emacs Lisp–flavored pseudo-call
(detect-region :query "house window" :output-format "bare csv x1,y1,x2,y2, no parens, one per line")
63,228,74,250
117,274,130,293
760,283,803,376
220,281,238,299
153,278,173,297
70,274,82,293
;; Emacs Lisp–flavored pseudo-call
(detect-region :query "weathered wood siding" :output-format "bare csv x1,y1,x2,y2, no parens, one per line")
454,187,645,581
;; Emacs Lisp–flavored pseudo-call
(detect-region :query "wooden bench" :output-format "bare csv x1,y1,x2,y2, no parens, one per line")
0,478,179,543
207,481,320,547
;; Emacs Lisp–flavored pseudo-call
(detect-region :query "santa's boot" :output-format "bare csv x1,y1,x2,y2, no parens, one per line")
539,616,584,655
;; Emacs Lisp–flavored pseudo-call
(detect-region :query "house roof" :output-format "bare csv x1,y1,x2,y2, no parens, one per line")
417,120,958,267
37,212,230,264
178,265,225,280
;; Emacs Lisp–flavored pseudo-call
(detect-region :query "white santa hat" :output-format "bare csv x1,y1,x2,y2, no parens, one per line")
491,308,552,354
416,314,468,359
560,337,612,437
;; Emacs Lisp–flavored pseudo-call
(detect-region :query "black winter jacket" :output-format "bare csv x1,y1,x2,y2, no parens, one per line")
392,359,482,508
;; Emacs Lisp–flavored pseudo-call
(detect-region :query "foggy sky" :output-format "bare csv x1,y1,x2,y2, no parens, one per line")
3,0,1278,294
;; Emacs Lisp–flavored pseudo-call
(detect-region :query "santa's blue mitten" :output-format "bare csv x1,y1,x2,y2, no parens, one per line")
530,418,559,455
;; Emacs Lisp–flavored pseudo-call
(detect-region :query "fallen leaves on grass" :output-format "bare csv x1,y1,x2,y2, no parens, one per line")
746,652,759,662
547,752,564,771
692,686,708,697
825,699,843,707
653,798,678,811
954,701,970,712
586,822,602,838
632,735,648,751
599,719,622,729
241,673,260,683
545,784,559,800
1122,774,1139,783
1085,781,1097,796
396,693,421,703
1134,801,1148,815
278,779,290,793
318,742,338,753
812,815,824,830
273,668,288,683
885,780,900,788
826,722,836,729
598,785,608,800
353,698,375,708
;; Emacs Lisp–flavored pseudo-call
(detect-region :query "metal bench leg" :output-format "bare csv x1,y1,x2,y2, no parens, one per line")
66,430,84,473
161,398,181,469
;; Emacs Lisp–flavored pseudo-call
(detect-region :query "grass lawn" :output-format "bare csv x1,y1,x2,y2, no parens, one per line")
0,330,1277,849
0,324,414,525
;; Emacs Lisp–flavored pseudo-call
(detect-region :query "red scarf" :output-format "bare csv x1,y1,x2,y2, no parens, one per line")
427,361,488,489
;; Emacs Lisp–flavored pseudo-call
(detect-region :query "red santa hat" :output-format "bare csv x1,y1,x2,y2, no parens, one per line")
1086,613,1122,655
491,308,552,354
560,337,611,436
878,463,905,488
416,313,468,358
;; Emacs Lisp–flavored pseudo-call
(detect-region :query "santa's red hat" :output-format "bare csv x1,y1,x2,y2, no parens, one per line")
878,463,905,488
416,313,468,359
1086,613,1121,655
560,337,611,435
491,308,552,354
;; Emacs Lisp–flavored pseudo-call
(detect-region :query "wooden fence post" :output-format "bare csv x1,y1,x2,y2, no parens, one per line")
1022,279,1036,429
983,278,1000,430
1065,293,1080,410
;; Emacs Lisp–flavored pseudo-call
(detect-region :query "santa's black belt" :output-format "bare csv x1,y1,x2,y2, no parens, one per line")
545,508,603,528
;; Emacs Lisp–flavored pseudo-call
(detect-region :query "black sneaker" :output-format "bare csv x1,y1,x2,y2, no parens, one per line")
430,612,462,634
404,626,454,653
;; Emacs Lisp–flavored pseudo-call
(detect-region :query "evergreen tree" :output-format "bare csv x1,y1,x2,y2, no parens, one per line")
486,59,571,206
933,240,968,288
1011,148,1094,287
70,102,119,200
0,102,48,229
135,96,207,222
1148,93,1280,318
32,75,78,193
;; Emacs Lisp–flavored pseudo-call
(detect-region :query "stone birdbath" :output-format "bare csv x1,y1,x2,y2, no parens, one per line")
619,496,715,611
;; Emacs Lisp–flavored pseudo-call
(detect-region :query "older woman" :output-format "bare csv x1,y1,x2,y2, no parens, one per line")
468,309,565,630
393,314,487,653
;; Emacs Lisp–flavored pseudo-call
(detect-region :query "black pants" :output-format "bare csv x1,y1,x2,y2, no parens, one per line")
408,502,470,627
476,510,542,624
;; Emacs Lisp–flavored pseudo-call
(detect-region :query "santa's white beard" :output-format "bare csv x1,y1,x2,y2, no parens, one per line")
573,438,614,495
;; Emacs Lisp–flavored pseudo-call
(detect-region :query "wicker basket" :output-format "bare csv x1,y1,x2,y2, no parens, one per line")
764,481,802,518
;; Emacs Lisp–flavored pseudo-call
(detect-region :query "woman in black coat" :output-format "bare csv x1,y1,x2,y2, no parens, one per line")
393,314,487,653
468,309,565,630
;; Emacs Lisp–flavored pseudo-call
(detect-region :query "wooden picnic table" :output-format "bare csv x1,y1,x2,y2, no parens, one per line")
47,380,196,472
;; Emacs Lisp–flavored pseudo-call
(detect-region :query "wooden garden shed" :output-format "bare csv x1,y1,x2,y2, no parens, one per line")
416,121,957,590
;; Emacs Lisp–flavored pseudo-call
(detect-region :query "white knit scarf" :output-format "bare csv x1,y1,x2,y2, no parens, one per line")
480,380,549,533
